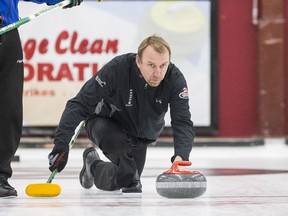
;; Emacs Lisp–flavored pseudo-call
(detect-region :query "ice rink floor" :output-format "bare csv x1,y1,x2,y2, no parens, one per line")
1,138,288,216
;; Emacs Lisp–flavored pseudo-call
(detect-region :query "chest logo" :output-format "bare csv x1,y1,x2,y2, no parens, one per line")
179,87,189,99
155,98,162,104
125,89,133,107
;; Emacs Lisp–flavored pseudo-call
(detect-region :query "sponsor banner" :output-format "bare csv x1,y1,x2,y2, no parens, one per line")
19,1,212,127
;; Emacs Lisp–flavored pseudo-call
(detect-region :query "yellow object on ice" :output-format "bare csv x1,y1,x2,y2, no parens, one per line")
25,183,61,197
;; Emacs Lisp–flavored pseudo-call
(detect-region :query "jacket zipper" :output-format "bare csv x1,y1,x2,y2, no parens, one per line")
137,83,148,137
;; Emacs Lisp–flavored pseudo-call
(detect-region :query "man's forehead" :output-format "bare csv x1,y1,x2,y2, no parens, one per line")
142,47,170,63
145,59,169,65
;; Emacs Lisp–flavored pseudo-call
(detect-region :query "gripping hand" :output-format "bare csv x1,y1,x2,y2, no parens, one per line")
64,0,83,8
48,149,68,172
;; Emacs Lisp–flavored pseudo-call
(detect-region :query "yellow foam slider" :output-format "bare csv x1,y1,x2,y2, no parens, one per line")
26,183,61,197
25,168,61,197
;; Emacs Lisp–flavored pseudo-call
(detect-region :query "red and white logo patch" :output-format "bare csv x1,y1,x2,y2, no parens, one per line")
179,87,189,99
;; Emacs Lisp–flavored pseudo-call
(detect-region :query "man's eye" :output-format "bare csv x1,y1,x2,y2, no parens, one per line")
148,64,155,68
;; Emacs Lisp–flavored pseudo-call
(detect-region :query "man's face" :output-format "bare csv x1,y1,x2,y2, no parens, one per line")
136,45,170,87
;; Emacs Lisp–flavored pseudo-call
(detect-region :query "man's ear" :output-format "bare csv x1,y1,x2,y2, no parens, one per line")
136,55,141,67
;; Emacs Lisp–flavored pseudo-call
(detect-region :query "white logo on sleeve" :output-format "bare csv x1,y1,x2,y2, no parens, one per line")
95,76,106,87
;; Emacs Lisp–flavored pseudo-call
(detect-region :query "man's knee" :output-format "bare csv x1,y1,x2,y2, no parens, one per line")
87,117,128,151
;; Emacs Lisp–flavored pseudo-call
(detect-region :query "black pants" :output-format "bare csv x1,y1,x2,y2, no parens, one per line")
86,117,149,191
0,28,24,179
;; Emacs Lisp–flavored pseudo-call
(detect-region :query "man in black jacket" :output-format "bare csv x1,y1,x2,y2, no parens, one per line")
48,35,195,193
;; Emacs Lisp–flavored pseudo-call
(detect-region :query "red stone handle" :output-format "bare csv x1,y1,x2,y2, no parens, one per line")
163,161,200,174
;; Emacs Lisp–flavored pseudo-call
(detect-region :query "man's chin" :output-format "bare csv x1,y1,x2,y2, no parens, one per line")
148,82,160,87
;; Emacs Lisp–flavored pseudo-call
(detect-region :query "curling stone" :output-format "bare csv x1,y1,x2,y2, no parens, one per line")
156,161,207,198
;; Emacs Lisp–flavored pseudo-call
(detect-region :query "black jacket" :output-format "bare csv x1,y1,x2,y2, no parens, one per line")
54,53,195,160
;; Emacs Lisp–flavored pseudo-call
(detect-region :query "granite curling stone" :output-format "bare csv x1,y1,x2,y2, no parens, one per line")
156,161,207,198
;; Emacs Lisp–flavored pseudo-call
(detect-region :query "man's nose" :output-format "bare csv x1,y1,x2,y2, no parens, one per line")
153,68,161,77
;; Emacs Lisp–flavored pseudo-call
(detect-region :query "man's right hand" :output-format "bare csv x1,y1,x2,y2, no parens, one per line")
173,155,185,171
48,149,68,172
